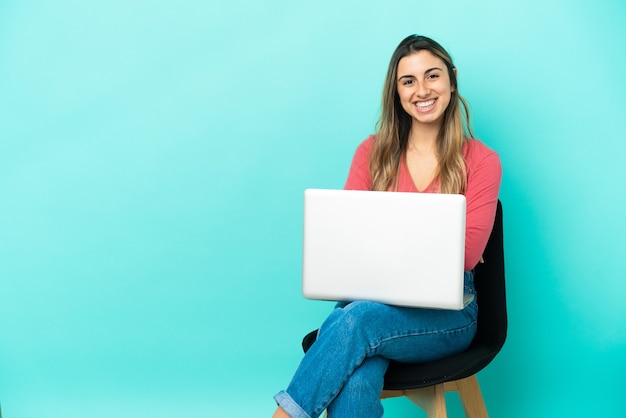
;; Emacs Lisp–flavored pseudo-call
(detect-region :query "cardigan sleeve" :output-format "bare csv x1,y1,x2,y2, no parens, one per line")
463,140,502,271
344,136,374,191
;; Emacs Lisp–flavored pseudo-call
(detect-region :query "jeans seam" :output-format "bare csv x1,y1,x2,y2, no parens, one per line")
368,318,477,354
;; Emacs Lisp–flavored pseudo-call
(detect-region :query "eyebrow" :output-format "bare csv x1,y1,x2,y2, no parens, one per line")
397,67,443,81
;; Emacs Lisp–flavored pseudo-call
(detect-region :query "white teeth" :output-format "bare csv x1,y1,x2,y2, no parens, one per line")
416,99,435,108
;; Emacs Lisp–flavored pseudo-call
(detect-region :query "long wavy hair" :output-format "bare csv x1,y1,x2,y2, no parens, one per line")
370,35,473,194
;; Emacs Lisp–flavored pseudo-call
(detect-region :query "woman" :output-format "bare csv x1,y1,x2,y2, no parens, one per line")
272,35,501,418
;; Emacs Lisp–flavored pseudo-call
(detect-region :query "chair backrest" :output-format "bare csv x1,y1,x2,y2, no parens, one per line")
472,200,507,350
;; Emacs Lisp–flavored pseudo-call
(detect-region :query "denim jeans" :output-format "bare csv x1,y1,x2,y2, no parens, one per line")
274,271,478,418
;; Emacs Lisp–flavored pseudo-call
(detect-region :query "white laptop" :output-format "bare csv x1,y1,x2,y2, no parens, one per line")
302,189,467,310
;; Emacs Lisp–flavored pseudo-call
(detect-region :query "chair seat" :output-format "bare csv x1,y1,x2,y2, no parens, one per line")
383,343,498,390
303,331,502,391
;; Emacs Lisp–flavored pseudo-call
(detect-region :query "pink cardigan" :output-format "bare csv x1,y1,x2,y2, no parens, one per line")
344,136,502,271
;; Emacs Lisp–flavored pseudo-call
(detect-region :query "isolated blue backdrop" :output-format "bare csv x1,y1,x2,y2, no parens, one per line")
1,0,625,417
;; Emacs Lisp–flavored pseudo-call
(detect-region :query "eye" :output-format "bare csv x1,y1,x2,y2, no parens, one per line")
401,79,414,86
427,73,440,80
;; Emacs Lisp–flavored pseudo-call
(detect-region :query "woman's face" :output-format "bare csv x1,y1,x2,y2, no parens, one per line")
396,50,455,128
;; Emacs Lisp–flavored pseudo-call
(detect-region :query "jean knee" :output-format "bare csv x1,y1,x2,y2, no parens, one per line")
321,301,387,342
344,301,389,324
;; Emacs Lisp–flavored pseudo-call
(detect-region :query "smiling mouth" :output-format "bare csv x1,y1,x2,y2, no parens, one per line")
415,99,436,109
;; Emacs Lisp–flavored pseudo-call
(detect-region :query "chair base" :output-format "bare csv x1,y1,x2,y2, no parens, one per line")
381,374,488,418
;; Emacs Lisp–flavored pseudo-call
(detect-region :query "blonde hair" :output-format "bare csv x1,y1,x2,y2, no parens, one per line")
370,35,473,194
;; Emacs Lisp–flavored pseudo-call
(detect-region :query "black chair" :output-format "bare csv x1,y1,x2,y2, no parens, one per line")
302,201,506,417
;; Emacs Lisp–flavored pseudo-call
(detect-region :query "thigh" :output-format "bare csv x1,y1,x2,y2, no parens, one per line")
331,300,478,364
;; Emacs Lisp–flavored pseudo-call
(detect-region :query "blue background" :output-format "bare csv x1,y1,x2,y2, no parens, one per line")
1,0,625,416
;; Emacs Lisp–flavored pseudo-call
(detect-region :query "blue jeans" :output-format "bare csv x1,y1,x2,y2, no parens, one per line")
274,271,478,418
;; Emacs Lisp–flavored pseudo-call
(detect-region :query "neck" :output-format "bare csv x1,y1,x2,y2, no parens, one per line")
407,121,441,153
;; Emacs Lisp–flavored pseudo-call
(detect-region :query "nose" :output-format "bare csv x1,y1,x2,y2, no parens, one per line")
415,81,430,98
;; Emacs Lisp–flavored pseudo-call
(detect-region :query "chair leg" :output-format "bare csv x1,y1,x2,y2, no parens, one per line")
404,384,448,418
324,375,486,418
455,375,488,418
